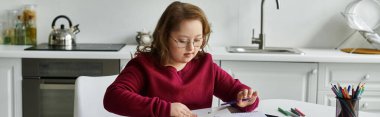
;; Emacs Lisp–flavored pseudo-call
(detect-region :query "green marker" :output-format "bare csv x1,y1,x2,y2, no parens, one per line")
278,107,289,116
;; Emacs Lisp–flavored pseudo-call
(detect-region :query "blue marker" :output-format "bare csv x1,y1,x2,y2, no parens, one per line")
347,85,351,94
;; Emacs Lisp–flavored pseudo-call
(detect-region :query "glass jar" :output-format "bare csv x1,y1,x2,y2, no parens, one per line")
22,4,37,45
0,23,3,44
3,9,19,45
15,15,26,45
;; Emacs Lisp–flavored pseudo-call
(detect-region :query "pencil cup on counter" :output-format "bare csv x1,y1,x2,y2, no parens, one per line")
331,82,365,117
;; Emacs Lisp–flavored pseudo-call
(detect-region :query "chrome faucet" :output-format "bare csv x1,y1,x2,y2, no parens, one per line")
252,0,280,49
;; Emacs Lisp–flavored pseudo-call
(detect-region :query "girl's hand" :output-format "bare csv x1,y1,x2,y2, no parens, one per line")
170,102,196,117
236,89,258,108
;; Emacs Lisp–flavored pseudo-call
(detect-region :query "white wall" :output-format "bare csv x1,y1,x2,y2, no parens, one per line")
0,0,379,49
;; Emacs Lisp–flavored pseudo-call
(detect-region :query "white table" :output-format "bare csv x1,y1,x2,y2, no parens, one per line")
257,99,380,117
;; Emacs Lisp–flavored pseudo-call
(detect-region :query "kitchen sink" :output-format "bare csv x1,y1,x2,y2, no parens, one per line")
226,46,304,55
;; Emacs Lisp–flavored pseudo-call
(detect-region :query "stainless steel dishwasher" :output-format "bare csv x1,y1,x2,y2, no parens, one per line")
22,58,120,117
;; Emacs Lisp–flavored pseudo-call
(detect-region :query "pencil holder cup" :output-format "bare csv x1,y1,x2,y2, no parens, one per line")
336,97,360,117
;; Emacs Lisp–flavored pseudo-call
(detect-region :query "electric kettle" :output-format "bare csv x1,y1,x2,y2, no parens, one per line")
48,15,80,46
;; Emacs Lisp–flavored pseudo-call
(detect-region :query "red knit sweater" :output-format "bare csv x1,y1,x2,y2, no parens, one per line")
103,53,259,117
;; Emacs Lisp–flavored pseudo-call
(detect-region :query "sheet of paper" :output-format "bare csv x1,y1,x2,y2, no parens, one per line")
191,108,210,116
227,111,267,117
192,107,267,117
192,106,232,117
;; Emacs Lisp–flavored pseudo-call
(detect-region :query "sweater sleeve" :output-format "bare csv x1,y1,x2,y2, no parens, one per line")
103,59,170,117
212,61,259,112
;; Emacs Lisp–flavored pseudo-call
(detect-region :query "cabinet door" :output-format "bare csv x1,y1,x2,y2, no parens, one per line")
221,61,318,103
0,59,20,117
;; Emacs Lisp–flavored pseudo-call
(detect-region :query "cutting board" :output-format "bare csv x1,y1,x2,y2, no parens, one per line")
341,48,380,54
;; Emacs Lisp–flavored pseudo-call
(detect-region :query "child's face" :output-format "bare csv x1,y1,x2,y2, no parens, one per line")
168,19,203,65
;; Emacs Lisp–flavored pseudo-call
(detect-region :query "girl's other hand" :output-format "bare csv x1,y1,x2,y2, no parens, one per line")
170,102,197,117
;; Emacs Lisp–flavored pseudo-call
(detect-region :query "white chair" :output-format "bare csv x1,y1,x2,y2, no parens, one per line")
74,75,123,117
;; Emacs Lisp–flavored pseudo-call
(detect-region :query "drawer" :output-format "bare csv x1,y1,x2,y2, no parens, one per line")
318,91,380,113
318,63,380,91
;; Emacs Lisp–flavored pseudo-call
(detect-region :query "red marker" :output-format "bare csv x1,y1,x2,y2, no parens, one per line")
295,108,305,116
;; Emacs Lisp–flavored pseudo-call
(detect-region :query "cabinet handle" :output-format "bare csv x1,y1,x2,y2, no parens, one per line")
363,74,370,81
311,69,318,74
362,102,369,109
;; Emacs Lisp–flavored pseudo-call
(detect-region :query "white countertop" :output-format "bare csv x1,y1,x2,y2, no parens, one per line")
1,45,380,63
209,46,380,63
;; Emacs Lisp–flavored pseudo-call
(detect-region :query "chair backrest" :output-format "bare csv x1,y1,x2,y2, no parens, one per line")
74,75,123,117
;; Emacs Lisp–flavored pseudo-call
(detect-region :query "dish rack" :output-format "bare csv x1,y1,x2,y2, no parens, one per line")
336,0,380,54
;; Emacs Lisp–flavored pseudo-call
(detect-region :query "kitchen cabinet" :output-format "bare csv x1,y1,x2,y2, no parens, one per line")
221,61,318,103
0,58,22,117
317,63,380,113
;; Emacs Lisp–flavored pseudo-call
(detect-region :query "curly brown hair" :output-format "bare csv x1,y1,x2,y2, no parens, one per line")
136,1,211,65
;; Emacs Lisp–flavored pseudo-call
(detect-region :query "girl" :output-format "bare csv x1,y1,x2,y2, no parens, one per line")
104,1,259,117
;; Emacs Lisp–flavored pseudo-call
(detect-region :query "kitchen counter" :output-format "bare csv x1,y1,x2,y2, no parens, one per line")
0,45,134,59
1,45,380,63
209,47,380,63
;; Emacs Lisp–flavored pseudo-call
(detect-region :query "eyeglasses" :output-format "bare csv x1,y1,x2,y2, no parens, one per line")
172,37,203,48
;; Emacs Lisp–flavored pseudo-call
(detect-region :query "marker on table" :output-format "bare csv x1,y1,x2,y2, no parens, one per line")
221,98,251,106
278,107,289,116
278,107,299,117
294,108,305,116
290,108,301,116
